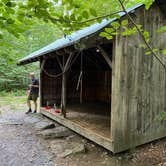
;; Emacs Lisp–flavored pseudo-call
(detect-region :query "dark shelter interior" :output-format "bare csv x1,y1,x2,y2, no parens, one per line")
41,42,113,137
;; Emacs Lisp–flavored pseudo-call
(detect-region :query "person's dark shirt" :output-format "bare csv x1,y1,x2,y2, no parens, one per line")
30,78,39,94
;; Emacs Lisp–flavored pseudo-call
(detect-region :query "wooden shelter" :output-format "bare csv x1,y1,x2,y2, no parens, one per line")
18,1,166,153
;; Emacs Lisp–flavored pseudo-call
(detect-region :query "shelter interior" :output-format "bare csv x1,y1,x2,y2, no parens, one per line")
41,42,113,139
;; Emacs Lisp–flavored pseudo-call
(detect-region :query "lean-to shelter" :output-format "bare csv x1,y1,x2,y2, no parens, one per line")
18,1,166,153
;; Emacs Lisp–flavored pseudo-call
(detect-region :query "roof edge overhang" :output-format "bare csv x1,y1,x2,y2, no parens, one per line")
18,3,143,66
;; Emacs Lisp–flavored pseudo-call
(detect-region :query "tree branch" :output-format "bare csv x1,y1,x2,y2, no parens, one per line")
75,11,123,24
118,0,166,69
48,11,123,25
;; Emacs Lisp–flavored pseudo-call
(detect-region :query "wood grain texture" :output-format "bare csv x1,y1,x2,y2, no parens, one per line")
111,4,166,153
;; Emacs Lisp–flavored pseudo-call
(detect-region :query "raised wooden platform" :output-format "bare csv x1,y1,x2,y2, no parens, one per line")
40,108,113,151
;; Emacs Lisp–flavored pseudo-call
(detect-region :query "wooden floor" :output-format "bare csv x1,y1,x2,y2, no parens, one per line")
67,103,111,138
40,103,113,151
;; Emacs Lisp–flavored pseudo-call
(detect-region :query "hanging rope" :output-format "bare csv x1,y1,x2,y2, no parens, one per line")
76,71,83,90
76,51,83,90
80,51,83,103
75,51,83,103
40,51,81,78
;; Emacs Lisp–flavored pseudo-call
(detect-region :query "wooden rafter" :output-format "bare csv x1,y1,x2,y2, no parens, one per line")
97,45,112,69
55,56,63,70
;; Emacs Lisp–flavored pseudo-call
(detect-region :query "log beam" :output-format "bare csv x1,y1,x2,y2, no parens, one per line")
97,45,112,69
61,55,67,118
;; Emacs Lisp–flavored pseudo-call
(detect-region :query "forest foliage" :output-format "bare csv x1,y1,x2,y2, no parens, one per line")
0,0,165,91
0,19,62,90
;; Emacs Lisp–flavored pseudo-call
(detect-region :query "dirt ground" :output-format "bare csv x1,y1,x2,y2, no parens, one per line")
0,95,165,166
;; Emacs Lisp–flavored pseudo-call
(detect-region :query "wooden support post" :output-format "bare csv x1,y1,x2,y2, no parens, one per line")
61,55,67,118
64,52,73,71
39,59,43,111
98,45,112,69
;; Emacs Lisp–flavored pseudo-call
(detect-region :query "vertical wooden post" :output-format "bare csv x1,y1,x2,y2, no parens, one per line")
110,41,115,139
61,55,67,118
39,59,43,112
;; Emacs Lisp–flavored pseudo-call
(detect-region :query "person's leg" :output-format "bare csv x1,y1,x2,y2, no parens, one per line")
26,94,32,114
33,100,37,113
27,99,31,109
26,99,32,114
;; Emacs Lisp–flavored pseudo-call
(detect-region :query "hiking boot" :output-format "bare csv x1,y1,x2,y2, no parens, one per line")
33,110,37,113
25,109,32,114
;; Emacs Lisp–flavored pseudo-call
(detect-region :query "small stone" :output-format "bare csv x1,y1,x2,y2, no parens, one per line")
81,139,88,144
35,121,56,130
118,157,122,160
66,135,76,140
37,126,73,139
59,143,85,158
91,144,95,148
103,151,108,156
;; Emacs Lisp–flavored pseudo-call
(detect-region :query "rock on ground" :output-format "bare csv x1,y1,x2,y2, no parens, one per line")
58,143,85,158
34,121,58,131
37,126,73,139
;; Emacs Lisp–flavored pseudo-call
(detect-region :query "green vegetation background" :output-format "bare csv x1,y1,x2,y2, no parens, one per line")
0,19,63,91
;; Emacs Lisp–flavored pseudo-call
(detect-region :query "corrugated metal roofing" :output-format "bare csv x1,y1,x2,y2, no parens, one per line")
18,3,143,65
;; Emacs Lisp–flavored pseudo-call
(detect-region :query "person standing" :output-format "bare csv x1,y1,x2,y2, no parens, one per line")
26,72,39,114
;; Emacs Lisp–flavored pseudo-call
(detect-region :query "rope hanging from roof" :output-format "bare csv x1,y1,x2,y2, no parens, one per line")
40,51,81,78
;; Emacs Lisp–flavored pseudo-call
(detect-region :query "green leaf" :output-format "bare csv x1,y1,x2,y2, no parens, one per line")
6,1,12,7
144,0,155,10
111,32,118,35
106,35,113,40
139,44,146,49
0,34,3,39
89,8,97,17
105,28,114,34
7,18,15,24
111,21,120,29
145,51,152,55
158,26,166,33
100,32,109,38
100,31,113,40
145,48,158,55
82,10,89,19
143,31,150,42
121,20,128,26
77,16,82,22
122,28,137,36
162,49,166,55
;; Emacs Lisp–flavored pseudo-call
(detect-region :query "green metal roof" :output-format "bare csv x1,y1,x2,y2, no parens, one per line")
18,4,143,65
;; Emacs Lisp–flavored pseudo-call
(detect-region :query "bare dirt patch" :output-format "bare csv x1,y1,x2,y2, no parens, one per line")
0,95,165,166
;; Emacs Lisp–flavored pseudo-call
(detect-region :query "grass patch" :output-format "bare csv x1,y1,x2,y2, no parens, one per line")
0,89,26,97
0,90,27,112
0,90,40,112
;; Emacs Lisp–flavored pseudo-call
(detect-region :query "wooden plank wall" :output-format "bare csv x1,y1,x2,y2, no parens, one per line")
67,52,112,104
111,4,166,153
82,70,111,103
41,52,112,107
41,58,62,106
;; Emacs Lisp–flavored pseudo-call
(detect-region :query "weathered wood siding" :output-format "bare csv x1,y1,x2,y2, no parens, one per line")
111,4,166,153
67,70,111,103
41,58,62,106
41,52,112,106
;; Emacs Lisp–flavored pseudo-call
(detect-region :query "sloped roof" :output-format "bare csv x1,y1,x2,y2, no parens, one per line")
18,3,143,65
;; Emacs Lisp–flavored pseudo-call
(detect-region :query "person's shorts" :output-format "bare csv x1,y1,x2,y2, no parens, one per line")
28,93,38,101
